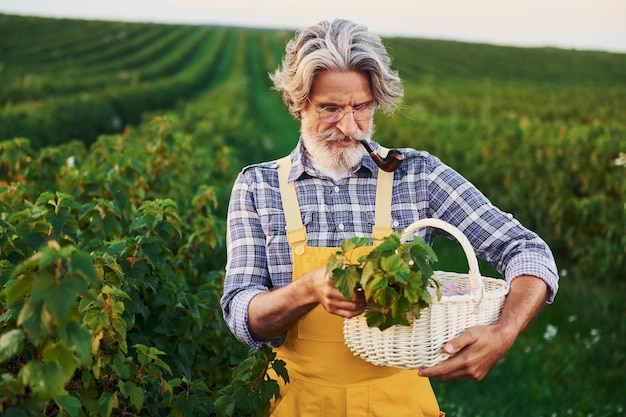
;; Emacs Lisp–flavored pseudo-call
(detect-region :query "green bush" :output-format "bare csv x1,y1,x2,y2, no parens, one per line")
0,107,285,416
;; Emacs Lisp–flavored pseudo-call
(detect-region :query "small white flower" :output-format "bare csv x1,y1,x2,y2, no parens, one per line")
615,152,626,166
560,269,568,277
567,315,578,322
543,324,558,342
66,156,75,168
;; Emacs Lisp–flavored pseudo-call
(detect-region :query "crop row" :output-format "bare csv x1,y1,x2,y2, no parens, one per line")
1,26,209,104
0,16,125,60
0,25,241,148
244,29,299,154
387,37,626,87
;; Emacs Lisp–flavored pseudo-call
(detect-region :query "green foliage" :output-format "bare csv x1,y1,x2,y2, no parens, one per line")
327,233,441,330
213,346,288,417
0,17,234,148
0,104,269,415
0,238,94,409
378,83,626,282
430,275,626,416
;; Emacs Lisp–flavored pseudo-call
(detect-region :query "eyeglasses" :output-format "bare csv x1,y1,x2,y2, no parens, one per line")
309,99,375,123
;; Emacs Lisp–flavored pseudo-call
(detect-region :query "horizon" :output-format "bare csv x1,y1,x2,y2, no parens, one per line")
1,0,625,53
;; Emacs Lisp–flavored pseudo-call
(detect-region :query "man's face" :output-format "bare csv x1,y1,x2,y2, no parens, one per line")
301,70,374,172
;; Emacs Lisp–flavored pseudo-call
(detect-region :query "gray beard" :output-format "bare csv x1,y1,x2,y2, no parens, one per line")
301,122,374,173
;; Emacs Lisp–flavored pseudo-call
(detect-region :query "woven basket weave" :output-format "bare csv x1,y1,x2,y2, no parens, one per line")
343,218,510,369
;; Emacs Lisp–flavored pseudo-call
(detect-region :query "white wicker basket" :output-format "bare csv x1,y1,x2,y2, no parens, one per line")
343,218,510,369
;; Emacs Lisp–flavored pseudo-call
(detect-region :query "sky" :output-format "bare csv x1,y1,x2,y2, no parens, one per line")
1,0,625,53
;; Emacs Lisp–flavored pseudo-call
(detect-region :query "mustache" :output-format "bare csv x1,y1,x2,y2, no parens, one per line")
319,128,370,142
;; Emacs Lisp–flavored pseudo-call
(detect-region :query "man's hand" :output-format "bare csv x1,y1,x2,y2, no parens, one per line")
419,275,548,381
418,324,515,380
313,267,367,318
248,266,366,341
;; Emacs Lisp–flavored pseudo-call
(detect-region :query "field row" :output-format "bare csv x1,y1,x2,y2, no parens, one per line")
0,16,298,148
387,37,626,86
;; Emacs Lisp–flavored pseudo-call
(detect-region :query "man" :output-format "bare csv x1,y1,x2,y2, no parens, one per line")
221,19,558,416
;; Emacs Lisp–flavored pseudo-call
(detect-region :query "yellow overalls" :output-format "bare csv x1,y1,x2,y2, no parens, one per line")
270,155,443,417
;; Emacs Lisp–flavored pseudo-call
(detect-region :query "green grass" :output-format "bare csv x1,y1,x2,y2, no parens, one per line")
431,238,625,416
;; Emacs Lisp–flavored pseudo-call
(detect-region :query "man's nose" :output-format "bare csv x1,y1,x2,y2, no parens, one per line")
336,111,358,136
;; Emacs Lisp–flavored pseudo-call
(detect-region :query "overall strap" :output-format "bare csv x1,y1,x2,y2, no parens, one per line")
373,147,394,242
277,156,307,255
277,151,394,250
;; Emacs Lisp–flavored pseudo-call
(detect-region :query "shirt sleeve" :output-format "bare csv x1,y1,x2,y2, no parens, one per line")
220,168,286,350
426,154,559,303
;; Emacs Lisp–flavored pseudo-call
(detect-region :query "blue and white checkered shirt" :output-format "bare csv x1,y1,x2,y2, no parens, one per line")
222,139,559,349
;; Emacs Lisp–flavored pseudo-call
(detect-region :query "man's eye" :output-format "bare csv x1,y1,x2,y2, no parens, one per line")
355,103,371,111
323,106,342,113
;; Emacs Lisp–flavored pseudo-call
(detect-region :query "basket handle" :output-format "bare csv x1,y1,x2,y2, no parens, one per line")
400,218,483,295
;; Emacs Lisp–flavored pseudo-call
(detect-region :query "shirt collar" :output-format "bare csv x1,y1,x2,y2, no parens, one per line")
287,137,379,182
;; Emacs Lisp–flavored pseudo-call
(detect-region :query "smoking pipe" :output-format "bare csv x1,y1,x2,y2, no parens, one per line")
360,140,404,172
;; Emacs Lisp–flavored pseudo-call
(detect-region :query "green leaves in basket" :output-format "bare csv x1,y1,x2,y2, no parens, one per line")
327,232,441,331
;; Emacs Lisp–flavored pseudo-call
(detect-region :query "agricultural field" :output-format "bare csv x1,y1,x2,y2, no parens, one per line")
1,13,625,416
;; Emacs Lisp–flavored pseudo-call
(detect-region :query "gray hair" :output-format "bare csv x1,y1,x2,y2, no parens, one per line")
270,19,403,119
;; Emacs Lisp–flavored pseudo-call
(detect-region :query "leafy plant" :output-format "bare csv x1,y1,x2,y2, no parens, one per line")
213,345,289,417
326,232,441,330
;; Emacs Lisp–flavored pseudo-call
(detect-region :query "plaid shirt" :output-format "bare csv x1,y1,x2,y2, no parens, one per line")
222,139,559,349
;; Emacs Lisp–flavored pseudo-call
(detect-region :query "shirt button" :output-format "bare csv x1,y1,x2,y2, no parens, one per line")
334,186,340,193
393,221,399,227
338,224,345,230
